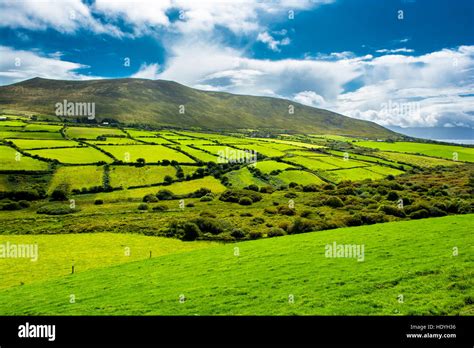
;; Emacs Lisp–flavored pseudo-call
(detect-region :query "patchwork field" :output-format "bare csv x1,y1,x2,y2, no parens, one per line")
27,147,113,164
357,141,474,163
66,127,126,139
109,165,178,188
0,145,49,171
9,139,81,149
98,145,195,163
0,131,63,139
47,166,104,194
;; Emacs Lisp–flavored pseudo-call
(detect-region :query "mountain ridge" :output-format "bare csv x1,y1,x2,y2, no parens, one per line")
0,77,397,138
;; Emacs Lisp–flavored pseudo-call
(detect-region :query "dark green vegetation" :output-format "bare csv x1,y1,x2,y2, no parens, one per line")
0,77,395,136
0,215,472,315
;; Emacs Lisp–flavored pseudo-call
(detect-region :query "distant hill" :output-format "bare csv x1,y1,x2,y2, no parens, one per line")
0,77,396,137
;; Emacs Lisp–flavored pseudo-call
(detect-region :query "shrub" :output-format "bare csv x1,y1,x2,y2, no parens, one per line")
219,189,262,203
300,210,313,218
325,196,344,208
264,207,277,215
246,184,259,192
409,209,430,219
302,184,319,192
143,194,158,202
379,205,405,217
361,212,387,225
387,191,399,201
284,192,298,199
50,187,69,201
193,217,224,234
163,175,173,185
199,194,214,202
238,196,253,206
259,186,274,194
268,227,286,237
190,188,212,198
288,182,298,188
231,229,246,239
277,205,296,216
152,204,168,212
289,218,316,234
181,222,201,241
240,212,253,217
156,189,175,200
94,199,104,205
37,205,76,215
248,230,263,239
186,202,195,207
138,203,148,211
251,217,265,225
1,202,22,211
344,214,363,226
200,211,217,218
18,200,30,208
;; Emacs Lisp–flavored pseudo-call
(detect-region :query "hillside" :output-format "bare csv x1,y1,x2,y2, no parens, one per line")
0,215,471,315
0,77,396,137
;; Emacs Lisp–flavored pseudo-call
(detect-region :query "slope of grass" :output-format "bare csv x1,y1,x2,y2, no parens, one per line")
0,145,49,171
0,233,215,290
0,215,471,315
27,147,113,164
109,165,177,188
99,145,194,163
47,166,104,194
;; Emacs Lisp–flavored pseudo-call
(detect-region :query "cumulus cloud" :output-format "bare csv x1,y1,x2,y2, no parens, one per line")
131,63,161,79
376,48,414,54
0,46,98,85
257,31,290,52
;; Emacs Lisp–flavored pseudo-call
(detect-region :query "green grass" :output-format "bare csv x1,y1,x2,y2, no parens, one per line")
274,170,325,186
23,124,63,132
0,233,215,290
109,165,178,188
27,147,113,164
378,151,461,168
254,160,294,174
286,156,339,170
234,143,287,157
0,131,63,139
9,139,81,149
48,166,104,194
90,176,226,201
255,138,325,149
172,145,218,163
0,145,49,171
327,150,406,168
99,145,194,163
0,215,471,315
136,137,173,145
66,127,126,139
357,141,474,163
225,167,268,189
87,137,140,145
323,167,394,182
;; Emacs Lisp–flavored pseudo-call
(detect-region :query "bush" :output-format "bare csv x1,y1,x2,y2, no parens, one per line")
379,205,405,217
264,207,277,215
1,202,22,211
248,230,263,239
37,205,76,215
50,187,69,201
302,184,319,192
94,199,104,205
268,227,286,237
251,217,265,225
284,192,298,199
259,186,274,194
181,222,201,241
189,187,212,198
300,210,313,218
163,175,173,185
138,203,148,211
199,194,214,202
152,204,168,212
246,184,259,192
143,194,158,202
387,191,399,201
240,212,253,217
156,189,175,200
219,189,262,203
408,209,430,219
344,214,363,226
238,196,253,206
231,229,246,239
186,202,195,207
193,217,224,235
325,196,344,208
277,205,296,216
289,218,316,234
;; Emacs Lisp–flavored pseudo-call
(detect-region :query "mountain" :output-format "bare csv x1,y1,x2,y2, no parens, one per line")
0,77,396,137
388,126,473,143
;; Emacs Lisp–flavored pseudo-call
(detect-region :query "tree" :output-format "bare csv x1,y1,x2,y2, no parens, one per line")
164,175,173,185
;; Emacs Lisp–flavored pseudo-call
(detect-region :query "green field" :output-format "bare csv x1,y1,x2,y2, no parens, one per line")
287,156,340,170
274,170,325,186
66,127,126,139
24,124,63,132
0,215,471,315
378,151,461,168
172,145,218,163
357,141,474,163
226,167,268,188
48,166,104,194
99,145,195,163
0,145,49,171
109,165,178,188
87,137,140,145
0,131,64,139
255,160,294,173
9,139,81,149
27,147,113,164
323,167,396,182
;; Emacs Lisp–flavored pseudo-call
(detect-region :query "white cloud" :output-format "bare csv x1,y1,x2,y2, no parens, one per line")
131,63,161,79
294,91,326,107
376,48,414,54
257,31,290,52
0,46,98,85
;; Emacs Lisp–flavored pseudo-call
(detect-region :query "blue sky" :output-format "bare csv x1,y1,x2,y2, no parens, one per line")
0,0,473,129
